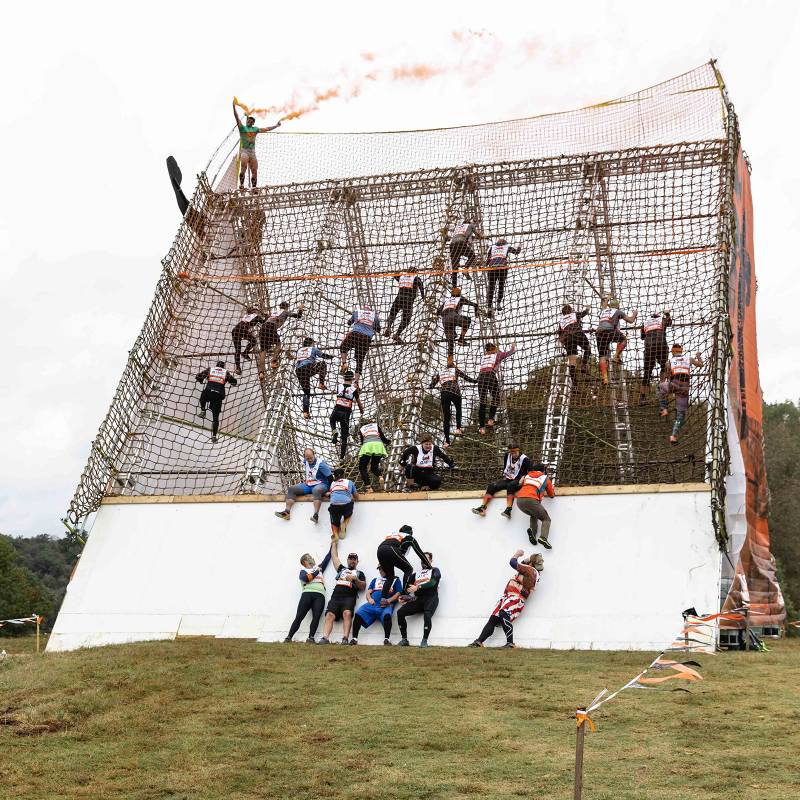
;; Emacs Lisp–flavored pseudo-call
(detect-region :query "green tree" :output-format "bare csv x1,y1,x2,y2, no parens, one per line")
0,536,52,634
763,400,800,623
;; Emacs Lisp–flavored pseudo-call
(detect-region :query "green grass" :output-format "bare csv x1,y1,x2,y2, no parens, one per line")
1,638,798,799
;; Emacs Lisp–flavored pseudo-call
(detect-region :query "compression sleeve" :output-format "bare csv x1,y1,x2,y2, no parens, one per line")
409,537,431,568
318,547,332,573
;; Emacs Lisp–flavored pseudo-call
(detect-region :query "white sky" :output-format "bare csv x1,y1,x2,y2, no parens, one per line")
1,0,798,536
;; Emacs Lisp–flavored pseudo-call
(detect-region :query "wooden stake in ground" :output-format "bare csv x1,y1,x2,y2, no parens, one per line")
574,708,588,800
35,615,41,654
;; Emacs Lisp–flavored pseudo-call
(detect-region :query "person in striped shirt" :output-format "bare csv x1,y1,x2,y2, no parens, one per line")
469,551,543,648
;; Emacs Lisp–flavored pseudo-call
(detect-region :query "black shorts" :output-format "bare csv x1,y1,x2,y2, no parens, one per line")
560,330,588,357
326,594,357,620
329,501,354,526
596,328,624,357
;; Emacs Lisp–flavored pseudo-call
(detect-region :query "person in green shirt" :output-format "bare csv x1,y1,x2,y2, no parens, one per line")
232,101,281,189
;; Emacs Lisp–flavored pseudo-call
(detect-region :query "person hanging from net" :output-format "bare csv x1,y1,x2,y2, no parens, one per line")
258,300,304,375
428,358,477,447
469,551,543,648
376,525,431,604
294,336,333,419
330,370,364,460
284,546,332,643
447,217,478,286
231,306,264,375
327,467,359,540
485,237,521,314
340,303,381,387
638,308,672,404
658,343,703,444
596,297,637,385
513,463,555,549
397,551,440,648
195,360,237,443
232,100,281,189
557,304,592,381
438,286,478,360
357,418,390,493
400,433,454,492
275,447,333,523
477,341,516,434
385,267,424,344
472,443,532,519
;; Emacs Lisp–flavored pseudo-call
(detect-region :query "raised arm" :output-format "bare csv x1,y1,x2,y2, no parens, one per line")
355,391,365,414
259,121,281,133
622,310,638,324
330,538,342,570
232,100,243,128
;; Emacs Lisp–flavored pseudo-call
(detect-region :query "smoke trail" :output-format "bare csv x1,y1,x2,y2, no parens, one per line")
236,29,501,124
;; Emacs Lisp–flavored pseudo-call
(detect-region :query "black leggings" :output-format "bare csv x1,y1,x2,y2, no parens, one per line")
477,610,514,644
377,543,415,598
296,362,327,413
386,292,414,336
352,611,392,640
340,331,371,375
487,268,508,308
330,409,352,459
405,466,442,490
231,323,256,371
440,390,462,443
442,312,470,358
642,338,669,386
397,594,439,639
287,592,325,639
200,387,224,436
359,454,384,488
477,372,500,427
449,239,475,286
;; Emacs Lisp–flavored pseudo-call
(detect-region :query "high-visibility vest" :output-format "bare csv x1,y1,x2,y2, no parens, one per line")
384,532,404,543
208,366,227,384
517,472,549,500
599,308,617,327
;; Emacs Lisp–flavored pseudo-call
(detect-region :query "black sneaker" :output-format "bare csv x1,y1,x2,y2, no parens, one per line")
398,638,410,647
282,637,292,643
383,639,392,646
275,510,290,520
501,508,512,520
472,506,487,517
349,639,358,646
311,512,319,524
318,637,330,645
468,640,483,648
331,431,339,444
527,528,538,545
305,636,316,644
503,642,516,648
340,637,349,645
539,538,552,550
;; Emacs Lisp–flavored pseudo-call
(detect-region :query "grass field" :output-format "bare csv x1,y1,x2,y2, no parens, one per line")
1,636,798,799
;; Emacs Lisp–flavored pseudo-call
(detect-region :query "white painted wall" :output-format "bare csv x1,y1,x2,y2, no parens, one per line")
48,491,720,652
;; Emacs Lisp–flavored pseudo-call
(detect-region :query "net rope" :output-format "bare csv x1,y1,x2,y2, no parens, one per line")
68,63,733,522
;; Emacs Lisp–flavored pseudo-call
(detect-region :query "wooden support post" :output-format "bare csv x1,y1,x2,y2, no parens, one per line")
574,708,587,800
35,616,41,654
744,608,751,651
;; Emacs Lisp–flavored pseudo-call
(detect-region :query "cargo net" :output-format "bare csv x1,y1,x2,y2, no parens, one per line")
67,65,731,522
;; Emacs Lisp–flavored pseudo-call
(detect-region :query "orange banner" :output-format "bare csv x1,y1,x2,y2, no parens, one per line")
722,148,785,626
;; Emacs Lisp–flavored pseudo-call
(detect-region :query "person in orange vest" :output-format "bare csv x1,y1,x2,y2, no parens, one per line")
195,360,238,443
477,341,516,434
469,550,543,648
513,463,555,548
658,343,704,443
596,298,637,385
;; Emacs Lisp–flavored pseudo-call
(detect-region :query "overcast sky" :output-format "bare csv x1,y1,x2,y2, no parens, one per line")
1,0,798,536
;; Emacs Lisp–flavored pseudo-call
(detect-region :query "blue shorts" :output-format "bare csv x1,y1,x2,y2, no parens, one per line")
355,602,394,627
288,482,326,498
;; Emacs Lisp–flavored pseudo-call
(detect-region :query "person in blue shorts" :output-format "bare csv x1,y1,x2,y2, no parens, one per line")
349,565,402,646
275,447,333,524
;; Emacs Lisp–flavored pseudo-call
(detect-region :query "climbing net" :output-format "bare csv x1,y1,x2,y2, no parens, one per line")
68,63,737,522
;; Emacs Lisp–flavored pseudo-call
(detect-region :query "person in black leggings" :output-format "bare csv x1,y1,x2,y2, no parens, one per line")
429,359,476,446
329,371,363,459
285,547,332,643
376,525,431,600
397,552,441,647
385,268,425,343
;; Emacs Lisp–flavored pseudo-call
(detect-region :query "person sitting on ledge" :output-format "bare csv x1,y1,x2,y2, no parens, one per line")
472,443,532,520
401,434,454,492
469,550,543,649
275,447,333,524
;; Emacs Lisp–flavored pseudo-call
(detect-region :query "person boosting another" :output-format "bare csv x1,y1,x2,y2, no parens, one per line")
472,443,532,520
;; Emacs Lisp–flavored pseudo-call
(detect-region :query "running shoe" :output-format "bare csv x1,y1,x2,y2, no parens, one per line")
275,510,290,520
383,639,392,646
419,639,429,648
398,638,410,647
472,506,487,517
527,528,538,545
317,637,330,645
305,637,316,644
501,508,512,520
468,640,483,647
539,538,552,550
311,512,319,524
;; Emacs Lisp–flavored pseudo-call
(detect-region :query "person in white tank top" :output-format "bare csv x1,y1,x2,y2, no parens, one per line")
658,343,703,443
